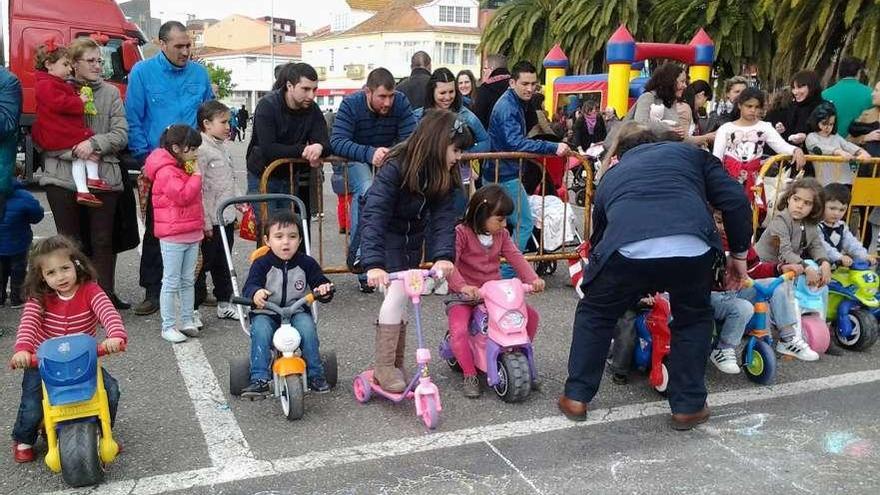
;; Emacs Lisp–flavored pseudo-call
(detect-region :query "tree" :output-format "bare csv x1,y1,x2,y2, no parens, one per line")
479,0,556,72
204,62,234,99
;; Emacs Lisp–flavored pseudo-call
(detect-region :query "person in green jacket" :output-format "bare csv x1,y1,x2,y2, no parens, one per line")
822,57,873,138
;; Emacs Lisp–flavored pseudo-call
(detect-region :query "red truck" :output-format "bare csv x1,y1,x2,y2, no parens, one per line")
2,0,146,179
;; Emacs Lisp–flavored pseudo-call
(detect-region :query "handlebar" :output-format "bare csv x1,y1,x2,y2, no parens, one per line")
231,285,335,319
21,342,127,369
388,268,437,281
742,271,795,299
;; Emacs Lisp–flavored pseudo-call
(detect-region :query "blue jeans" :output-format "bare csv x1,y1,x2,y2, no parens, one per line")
249,312,324,382
159,240,199,332
497,179,533,279
737,278,800,339
710,291,755,348
12,367,119,444
332,162,373,282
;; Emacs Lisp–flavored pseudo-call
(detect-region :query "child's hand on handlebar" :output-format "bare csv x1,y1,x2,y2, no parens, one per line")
460,285,480,300
433,260,454,279
253,289,271,308
102,338,125,354
314,283,333,296
819,261,832,286
780,263,804,275
805,266,820,287
367,268,389,288
840,255,854,267
10,351,31,369
530,278,546,293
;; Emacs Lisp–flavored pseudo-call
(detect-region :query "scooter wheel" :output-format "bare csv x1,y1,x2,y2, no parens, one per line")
838,308,879,351
742,340,776,385
801,315,830,354
653,358,669,396
421,396,440,430
353,374,372,403
494,352,531,403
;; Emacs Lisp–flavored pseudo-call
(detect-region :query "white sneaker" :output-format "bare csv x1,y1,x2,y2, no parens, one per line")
162,328,188,343
776,337,819,361
433,278,449,295
421,277,435,295
709,347,740,374
193,310,204,328
217,302,238,320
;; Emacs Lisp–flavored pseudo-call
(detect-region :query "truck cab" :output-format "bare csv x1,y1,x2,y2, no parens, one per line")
2,0,145,180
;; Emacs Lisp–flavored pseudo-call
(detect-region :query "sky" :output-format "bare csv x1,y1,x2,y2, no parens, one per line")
123,0,348,33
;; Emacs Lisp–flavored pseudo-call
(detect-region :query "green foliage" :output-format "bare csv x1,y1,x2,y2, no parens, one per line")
480,0,880,87
204,62,234,99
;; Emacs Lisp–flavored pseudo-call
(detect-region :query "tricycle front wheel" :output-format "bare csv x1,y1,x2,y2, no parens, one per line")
59,422,105,487
279,375,305,421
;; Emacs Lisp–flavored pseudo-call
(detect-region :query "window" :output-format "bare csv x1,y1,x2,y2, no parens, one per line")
329,48,335,71
455,7,470,23
443,42,458,64
91,37,127,83
439,5,454,22
462,44,477,65
440,5,470,24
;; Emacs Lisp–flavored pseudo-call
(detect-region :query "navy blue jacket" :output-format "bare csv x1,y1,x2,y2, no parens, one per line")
0,68,21,199
486,89,558,182
585,142,751,285
0,181,44,255
242,251,332,317
330,90,417,164
359,159,457,272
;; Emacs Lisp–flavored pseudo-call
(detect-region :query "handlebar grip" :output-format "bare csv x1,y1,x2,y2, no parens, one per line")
231,296,255,307
98,341,126,357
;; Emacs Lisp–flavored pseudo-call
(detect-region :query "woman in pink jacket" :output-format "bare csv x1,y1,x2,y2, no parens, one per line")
143,125,204,343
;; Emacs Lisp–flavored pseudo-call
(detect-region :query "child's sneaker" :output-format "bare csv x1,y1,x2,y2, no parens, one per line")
308,376,331,394
216,302,238,320
462,375,481,398
12,442,34,463
161,328,188,343
357,277,374,294
180,322,200,338
86,178,113,191
241,379,270,398
421,277,435,295
709,347,740,374
75,192,103,208
776,337,820,361
433,278,449,295
193,310,204,328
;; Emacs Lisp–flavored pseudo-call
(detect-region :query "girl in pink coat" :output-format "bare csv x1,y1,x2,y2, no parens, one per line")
143,125,204,343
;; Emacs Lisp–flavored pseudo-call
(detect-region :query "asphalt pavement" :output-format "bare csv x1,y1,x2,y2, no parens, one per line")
1,140,878,494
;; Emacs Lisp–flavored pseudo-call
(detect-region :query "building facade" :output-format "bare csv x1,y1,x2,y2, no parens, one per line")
304,0,482,112
118,0,160,40
202,15,286,51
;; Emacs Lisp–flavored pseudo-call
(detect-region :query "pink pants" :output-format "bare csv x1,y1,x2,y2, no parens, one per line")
447,303,539,376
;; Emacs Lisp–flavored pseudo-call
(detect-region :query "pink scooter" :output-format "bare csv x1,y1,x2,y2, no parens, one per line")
352,269,443,429
438,278,537,403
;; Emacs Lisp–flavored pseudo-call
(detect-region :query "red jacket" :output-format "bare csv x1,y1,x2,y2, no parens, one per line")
31,72,93,151
144,148,204,239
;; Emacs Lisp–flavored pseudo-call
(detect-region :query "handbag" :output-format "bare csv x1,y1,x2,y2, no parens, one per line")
239,205,258,241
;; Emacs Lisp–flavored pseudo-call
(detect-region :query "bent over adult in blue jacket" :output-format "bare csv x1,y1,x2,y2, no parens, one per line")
558,126,751,431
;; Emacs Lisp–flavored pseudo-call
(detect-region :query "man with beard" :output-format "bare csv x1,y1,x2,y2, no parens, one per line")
246,62,329,227
330,68,416,293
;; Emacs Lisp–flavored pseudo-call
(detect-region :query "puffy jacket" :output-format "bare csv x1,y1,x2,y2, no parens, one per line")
358,159,457,272
125,53,213,159
144,148,204,238
486,89,558,182
31,72,92,151
198,132,238,229
0,181,44,255
0,67,21,199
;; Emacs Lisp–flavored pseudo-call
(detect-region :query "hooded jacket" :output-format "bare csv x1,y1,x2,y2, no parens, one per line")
32,71,93,151
144,148,204,239
0,180,44,255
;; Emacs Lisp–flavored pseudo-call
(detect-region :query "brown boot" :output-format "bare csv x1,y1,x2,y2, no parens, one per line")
374,322,406,392
394,320,408,378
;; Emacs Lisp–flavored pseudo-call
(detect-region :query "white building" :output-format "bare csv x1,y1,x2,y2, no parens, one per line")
303,0,482,112
197,43,302,112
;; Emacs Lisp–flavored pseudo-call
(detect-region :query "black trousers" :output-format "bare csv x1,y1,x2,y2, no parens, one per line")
139,192,162,301
565,250,715,414
0,251,27,304
196,223,235,307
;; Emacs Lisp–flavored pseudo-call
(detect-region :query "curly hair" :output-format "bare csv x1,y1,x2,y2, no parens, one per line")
23,235,97,303
776,177,825,224
643,63,685,108
34,42,69,72
806,101,838,134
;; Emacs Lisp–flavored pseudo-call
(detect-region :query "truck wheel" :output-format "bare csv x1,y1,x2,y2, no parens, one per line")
59,422,105,487
494,352,531,403
838,308,879,351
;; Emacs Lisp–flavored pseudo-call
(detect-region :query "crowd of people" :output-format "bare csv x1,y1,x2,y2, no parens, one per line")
4,18,880,463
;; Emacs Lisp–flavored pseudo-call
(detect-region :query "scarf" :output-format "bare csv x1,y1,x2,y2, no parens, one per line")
584,114,597,134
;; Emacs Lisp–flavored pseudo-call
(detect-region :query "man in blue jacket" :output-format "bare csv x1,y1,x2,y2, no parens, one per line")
557,128,751,431
330,68,417,292
0,68,21,220
126,21,214,316
487,61,569,278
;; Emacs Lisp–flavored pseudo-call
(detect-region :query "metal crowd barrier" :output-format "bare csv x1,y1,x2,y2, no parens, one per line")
258,153,595,274
757,154,880,243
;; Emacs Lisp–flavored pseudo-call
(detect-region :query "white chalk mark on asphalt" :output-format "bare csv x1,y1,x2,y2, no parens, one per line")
484,440,544,495
45,368,880,495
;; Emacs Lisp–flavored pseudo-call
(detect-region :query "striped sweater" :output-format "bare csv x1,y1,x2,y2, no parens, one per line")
330,90,417,164
14,281,127,353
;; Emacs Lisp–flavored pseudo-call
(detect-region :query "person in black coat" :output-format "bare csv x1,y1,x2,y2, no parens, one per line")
357,109,473,393
395,51,432,110
558,122,752,430
474,54,511,128
572,100,607,150
778,70,827,148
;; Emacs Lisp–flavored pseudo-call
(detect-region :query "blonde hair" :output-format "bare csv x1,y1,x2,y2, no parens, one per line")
67,37,101,63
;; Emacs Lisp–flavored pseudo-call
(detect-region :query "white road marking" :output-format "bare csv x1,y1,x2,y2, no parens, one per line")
46,369,880,495
485,440,544,495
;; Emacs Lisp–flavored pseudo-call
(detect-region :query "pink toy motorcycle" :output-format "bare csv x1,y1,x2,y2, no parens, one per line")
352,269,442,429
438,278,537,403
